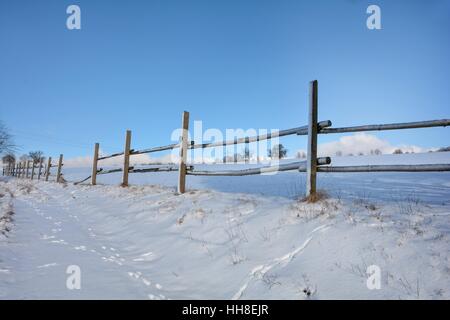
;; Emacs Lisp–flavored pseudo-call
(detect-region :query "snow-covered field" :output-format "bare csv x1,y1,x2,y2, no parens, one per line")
1,152,450,299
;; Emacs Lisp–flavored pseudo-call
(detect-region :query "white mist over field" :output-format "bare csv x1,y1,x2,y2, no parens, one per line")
1,152,450,299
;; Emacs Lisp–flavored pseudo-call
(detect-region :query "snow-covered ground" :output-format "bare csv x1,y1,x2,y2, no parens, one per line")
1,152,450,299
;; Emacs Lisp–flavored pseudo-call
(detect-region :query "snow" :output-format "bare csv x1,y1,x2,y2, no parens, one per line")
1,152,450,299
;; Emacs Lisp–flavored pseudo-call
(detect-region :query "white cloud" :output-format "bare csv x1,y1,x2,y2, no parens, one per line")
296,133,433,157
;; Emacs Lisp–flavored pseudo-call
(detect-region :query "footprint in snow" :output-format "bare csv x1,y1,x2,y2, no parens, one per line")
37,263,58,269
40,234,56,240
102,256,123,265
133,252,155,262
127,272,152,287
142,278,151,286
51,239,67,245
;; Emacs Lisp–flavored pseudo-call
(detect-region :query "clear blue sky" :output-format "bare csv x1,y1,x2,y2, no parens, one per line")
1,0,449,159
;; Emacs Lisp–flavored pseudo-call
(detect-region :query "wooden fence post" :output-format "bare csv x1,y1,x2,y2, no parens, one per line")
121,130,131,187
306,80,318,199
92,143,99,185
18,162,22,178
56,154,63,182
245,137,249,164
26,160,30,179
45,157,51,181
38,158,43,180
31,161,35,180
234,137,238,164
177,111,189,194
223,145,226,164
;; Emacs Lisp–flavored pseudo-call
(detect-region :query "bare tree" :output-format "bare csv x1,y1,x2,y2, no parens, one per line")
393,149,403,154
0,121,15,154
28,150,45,164
243,147,252,163
268,144,288,159
296,151,307,159
2,154,15,165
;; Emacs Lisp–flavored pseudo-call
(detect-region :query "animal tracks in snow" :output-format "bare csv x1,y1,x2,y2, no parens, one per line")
127,270,166,299
232,224,330,300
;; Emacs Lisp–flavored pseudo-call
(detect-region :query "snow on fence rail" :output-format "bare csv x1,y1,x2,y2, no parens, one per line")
3,80,450,198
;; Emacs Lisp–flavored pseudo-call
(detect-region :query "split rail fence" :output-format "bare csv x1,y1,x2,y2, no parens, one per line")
3,154,64,183
3,80,450,198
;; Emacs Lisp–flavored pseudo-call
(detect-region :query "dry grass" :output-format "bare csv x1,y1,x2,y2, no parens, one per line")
302,190,329,203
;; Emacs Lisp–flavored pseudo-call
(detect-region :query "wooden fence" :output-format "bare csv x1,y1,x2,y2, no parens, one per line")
3,154,64,183
3,80,450,198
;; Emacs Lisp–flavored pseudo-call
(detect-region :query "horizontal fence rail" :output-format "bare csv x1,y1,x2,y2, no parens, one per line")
317,164,450,173
187,157,331,176
4,79,450,199
319,119,450,134
97,151,126,161
189,120,332,150
131,144,180,156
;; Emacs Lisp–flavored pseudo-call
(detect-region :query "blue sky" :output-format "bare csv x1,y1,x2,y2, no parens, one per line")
1,0,449,160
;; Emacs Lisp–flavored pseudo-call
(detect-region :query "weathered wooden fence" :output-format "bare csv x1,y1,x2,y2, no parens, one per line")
4,154,64,183
3,80,450,199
